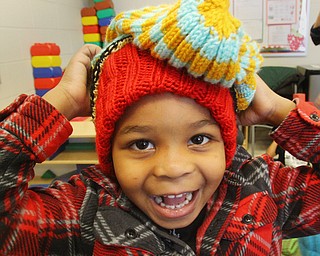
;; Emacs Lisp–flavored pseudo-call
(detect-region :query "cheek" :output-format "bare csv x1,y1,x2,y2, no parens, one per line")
113,161,149,209
202,149,226,182
113,155,145,193
202,161,226,202
204,164,225,186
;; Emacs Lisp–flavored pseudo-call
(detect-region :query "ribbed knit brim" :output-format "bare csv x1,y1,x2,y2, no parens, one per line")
95,43,237,176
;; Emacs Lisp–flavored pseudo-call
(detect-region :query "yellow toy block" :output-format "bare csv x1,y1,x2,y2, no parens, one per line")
31,56,62,68
83,33,101,43
81,16,98,26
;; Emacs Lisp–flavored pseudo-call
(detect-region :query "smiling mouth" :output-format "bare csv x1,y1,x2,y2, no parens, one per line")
153,192,193,210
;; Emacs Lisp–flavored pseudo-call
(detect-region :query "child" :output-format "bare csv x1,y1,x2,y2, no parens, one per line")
1,0,320,255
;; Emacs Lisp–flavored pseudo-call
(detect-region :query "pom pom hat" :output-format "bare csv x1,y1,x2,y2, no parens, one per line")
90,0,263,176
105,0,263,110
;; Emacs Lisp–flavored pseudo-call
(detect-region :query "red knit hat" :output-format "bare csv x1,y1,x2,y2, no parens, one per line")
91,38,237,176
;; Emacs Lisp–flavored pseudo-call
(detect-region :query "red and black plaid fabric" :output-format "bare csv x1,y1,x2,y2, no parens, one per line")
1,94,320,255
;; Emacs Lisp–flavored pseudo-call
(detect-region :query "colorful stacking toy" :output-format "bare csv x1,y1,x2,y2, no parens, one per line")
81,7,101,47
30,43,62,97
81,0,115,46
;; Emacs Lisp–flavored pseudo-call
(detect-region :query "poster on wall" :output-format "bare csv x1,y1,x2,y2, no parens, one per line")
232,0,310,57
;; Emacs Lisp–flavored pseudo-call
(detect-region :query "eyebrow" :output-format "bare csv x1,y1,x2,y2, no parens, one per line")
119,125,153,135
119,119,217,135
190,119,218,129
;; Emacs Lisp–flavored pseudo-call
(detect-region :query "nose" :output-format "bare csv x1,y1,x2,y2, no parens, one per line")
153,147,194,179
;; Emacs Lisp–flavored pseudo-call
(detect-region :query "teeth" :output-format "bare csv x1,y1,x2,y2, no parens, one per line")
153,192,193,209
166,204,175,210
154,196,162,204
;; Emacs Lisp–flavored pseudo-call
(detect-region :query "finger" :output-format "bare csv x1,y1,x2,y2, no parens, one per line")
83,44,101,62
79,44,102,72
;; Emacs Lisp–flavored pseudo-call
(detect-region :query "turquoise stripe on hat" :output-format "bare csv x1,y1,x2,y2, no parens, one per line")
176,0,238,64
154,38,174,59
136,11,169,48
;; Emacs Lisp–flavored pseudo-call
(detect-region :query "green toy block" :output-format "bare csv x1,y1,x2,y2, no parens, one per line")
41,169,57,179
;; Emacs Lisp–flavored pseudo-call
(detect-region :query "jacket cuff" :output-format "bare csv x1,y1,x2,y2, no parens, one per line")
1,94,73,162
271,100,320,162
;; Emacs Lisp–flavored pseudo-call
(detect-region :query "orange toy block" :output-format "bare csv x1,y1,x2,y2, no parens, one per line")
81,7,96,17
100,25,108,35
94,0,114,10
101,34,106,42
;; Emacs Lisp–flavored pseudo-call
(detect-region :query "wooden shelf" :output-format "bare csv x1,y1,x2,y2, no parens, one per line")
43,151,98,165
39,118,98,166
34,118,97,185
70,118,96,138
29,177,54,186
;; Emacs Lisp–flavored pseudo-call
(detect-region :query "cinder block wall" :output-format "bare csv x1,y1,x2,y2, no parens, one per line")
0,0,93,109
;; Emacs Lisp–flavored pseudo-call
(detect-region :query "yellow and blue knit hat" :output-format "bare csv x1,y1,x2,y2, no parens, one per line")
105,0,263,110
90,0,263,174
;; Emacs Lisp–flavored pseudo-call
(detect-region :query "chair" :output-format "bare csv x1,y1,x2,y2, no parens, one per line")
257,66,304,99
250,66,304,156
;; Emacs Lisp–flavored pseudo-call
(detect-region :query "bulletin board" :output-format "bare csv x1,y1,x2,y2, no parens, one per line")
230,0,310,57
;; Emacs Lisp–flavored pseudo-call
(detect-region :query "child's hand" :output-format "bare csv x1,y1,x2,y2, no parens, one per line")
237,75,296,127
43,44,101,120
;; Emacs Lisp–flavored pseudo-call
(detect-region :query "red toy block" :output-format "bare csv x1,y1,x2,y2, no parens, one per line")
83,25,100,34
30,43,60,56
94,0,114,10
34,77,61,90
81,7,96,17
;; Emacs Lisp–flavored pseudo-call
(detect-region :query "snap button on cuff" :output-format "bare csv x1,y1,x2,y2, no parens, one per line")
310,113,319,122
242,214,254,224
125,228,138,239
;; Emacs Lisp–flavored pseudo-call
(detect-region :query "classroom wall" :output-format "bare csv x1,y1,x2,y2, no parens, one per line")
114,0,320,67
262,0,320,67
0,0,320,110
0,0,93,110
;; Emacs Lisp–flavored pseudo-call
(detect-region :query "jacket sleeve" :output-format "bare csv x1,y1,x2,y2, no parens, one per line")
0,95,88,255
268,100,320,237
271,100,320,164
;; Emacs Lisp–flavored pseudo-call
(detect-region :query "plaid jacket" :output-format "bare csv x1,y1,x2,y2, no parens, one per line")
1,94,320,256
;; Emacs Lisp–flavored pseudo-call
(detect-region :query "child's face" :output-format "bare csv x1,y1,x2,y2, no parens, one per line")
112,93,226,229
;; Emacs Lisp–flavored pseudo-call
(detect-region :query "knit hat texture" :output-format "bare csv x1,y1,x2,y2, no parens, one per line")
91,0,263,176
105,0,263,110
93,42,237,176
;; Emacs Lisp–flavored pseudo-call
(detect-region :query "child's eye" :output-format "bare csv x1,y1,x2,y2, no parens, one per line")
188,135,210,145
130,140,155,150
